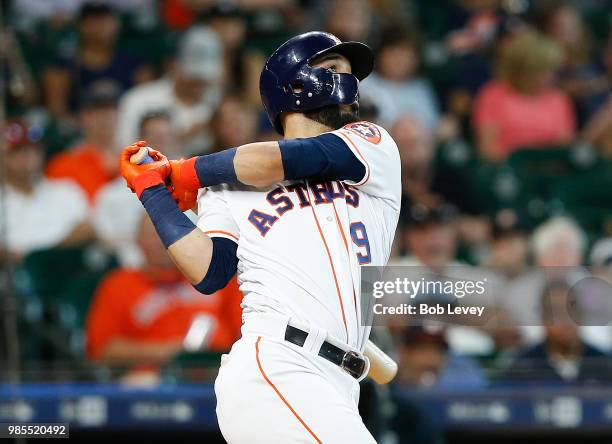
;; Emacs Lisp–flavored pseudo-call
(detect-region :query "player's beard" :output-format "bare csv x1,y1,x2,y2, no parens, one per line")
303,102,359,130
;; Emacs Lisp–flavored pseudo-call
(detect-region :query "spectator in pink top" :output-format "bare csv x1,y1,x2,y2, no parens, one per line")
473,31,576,162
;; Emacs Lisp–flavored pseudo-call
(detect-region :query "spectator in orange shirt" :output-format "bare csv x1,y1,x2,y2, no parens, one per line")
86,214,242,364
46,82,120,202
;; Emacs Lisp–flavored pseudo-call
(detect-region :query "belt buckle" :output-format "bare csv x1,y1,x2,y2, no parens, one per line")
341,351,366,380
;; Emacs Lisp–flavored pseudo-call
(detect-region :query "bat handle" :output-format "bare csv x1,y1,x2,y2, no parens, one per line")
140,153,154,164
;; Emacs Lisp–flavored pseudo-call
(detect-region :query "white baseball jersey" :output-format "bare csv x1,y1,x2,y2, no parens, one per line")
197,121,401,351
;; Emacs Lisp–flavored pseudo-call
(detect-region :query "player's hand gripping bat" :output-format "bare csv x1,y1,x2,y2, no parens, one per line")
131,146,197,211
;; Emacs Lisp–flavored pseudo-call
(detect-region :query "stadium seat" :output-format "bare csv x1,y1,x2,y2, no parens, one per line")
507,145,598,194
57,271,113,357
165,351,225,382
550,164,612,239
19,247,117,360
500,145,600,228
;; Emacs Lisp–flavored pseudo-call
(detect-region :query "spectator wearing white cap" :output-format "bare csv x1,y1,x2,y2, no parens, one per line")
116,26,223,154
502,217,587,323
502,217,612,350
531,217,587,267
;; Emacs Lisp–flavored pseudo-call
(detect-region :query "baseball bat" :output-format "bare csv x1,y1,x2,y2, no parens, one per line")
291,318,397,384
130,146,154,165
364,339,398,384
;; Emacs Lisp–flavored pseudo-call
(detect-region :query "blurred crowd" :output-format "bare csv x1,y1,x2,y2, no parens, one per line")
1,0,612,394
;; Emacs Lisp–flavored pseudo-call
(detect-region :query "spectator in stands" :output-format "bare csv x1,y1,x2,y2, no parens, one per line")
582,94,612,158
584,239,612,341
45,82,120,203
13,0,156,27
94,111,188,268
360,28,440,130
538,2,609,124
137,110,182,157
398,203,459,269
86,215,242,365
396,325,486,389
502,281,609,384
390,326,450,444
390,204,460,333
485,213,529,280
480,214,529,357
393,115,483,216
397,203,504,355
532,217,586,268
200,4,248,90
160,0,298,31
472,30,575,162
12,0,82,26
502,217,592,344
116,26,223,154
42,2,154,120
590,238,612,280
210,94,259,150
324,0,373,43
0,119,92,263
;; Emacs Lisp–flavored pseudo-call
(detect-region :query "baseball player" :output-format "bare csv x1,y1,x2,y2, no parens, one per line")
119,32,401,443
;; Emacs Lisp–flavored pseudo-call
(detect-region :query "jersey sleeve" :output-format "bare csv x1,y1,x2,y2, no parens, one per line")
331,121,401,211
196,186,240,243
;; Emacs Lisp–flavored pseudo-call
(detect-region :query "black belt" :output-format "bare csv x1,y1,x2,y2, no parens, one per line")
284,325,366,380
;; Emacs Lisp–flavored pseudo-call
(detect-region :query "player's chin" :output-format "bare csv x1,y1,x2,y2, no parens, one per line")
339,102,360,122
303,103,360,130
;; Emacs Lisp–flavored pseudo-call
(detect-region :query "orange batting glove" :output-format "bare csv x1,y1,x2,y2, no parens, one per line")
119,141,171,198
168,158,200,211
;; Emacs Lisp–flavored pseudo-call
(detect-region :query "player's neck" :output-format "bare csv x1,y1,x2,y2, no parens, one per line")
282,113,333,139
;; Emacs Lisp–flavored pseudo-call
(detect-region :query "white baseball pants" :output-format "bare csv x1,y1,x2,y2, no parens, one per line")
214,313,377,443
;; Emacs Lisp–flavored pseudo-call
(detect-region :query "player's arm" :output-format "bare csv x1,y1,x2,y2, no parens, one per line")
120,134,363,288
170,133,365,192
119,145,237,292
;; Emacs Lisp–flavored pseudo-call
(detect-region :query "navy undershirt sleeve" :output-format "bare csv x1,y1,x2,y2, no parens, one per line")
195,148,238,187
278,133,365,183
193,237,238,294
140,184,196,248
139,185,237,294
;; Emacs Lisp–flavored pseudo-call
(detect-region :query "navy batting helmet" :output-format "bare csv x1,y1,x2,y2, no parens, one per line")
260,31,374,135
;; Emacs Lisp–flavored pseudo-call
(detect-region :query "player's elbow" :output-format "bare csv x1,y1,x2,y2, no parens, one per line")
193,278,228,295
193,281,216,295
192,237,238,295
